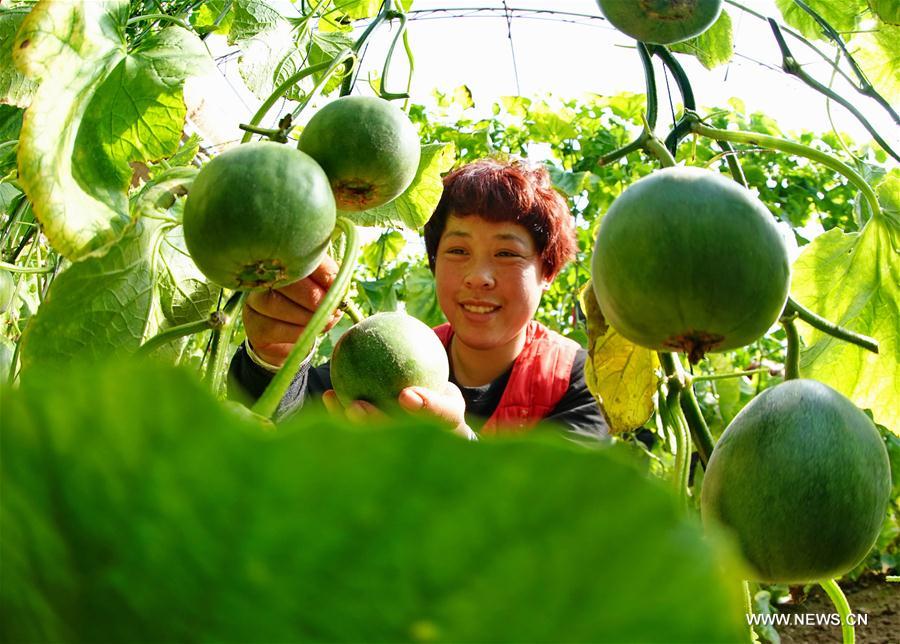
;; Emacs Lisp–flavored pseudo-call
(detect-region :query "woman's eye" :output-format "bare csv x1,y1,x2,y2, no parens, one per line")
445,248,466,255
497,250,520,258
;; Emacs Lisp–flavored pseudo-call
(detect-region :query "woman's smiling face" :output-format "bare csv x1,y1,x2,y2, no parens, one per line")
434,214,547,352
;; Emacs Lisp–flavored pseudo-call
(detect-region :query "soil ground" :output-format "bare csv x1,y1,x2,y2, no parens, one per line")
776,575,899,643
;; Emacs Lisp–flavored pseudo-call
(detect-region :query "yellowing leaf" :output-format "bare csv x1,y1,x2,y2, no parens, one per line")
580,282,658,434
13,0,212,260
792,173,900,435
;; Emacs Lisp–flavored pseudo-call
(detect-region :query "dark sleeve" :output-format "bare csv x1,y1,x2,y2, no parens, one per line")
544,348,610,442
227,344,333,421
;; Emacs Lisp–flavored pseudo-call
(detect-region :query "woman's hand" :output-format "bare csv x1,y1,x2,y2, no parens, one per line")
322,382,478,441
242,255,343,367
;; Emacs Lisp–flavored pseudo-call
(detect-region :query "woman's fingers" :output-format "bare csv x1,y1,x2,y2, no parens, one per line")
399,384,476,439
241,256,344,366
323,389,385,422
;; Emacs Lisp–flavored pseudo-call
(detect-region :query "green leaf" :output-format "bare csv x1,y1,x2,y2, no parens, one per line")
848,23,900,105
774,0,862,40
238,21,303,100
531,102,578,141
1,359,748,642
190,0,234,35
228,0,281,43
402,263,445,328
308,30,355,95
14,0,213,260
868,0,900,24
336,0,384,20
18,224,156,371
0,7,38,108
670,9,734,70
345,142,455,228
579,282,657,435
546,164,594,197
0,105,22,177
792,173,900,436
358,266,404,313
158,225,221,327
193,0,281,44
361,230,407,271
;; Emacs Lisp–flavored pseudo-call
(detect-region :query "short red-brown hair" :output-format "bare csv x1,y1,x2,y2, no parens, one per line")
424,158,576,280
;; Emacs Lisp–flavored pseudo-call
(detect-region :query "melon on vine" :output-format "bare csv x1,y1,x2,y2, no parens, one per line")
596,0,723,45
182,142,336,290
330,312,449,410
590,166,790,362
299,96,421,212
701,379,891,584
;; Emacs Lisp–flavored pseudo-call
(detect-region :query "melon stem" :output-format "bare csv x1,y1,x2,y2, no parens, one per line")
253,218,360,419
821,579,855,644
205,290,247,396
780,313,801,381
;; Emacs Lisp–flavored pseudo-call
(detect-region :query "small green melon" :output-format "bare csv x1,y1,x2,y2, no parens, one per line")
330,312,449,409
299,96,421,212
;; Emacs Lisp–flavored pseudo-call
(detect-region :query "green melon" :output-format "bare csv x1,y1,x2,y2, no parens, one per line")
330,312,450,409
597,0,723,44
701,379,891,583
182,142,335,290
591,166,790,363
299,96,421,211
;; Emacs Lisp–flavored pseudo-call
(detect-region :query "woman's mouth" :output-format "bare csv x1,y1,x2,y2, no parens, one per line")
461,302,500,314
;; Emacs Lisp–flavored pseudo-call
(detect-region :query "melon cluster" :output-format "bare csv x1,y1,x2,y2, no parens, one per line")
183,97,420,290
590,167,892,584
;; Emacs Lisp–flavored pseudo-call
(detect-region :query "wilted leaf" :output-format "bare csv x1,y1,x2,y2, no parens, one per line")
792,170,900,435
579,282,658,434
1,359,748,642
347,142,454,228
14,0,213,260
670,9,734,70
0,7,38,107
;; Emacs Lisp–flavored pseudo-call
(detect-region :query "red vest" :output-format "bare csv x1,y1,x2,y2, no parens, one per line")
433,321,580,435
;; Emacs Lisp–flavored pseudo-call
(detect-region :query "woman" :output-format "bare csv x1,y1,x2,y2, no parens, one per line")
230,159,608,442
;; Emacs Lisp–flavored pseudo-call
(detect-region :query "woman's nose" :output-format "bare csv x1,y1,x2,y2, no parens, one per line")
464,265,495,289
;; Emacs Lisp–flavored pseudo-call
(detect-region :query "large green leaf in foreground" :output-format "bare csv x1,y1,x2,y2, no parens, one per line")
13,0,212,260
1,361,747,643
